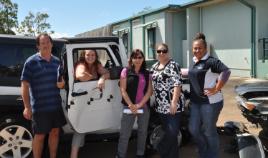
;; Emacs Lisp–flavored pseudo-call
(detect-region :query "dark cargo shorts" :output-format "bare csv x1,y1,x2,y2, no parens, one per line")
32,108,66,134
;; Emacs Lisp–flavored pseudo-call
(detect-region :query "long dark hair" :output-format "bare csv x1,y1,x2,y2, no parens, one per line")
128,49,146,73
74,49,101,77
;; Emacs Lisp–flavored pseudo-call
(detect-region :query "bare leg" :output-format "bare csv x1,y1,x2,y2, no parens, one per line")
70,132,85,158
32,134,46,158
70,146,80,158
48,128,60,158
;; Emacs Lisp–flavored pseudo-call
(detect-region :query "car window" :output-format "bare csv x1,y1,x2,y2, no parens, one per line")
73,48,112,82
0,44,37,87
0,42,63,87
109,45,122,66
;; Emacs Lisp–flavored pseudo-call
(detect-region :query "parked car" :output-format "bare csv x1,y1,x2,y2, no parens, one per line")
0,34,189,158
0,35,128,158
0,34,65,158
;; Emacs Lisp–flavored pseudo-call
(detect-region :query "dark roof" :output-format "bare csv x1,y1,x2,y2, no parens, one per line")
0,34,66,44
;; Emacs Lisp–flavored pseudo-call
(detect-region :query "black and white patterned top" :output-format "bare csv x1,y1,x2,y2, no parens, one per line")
151,59,184,114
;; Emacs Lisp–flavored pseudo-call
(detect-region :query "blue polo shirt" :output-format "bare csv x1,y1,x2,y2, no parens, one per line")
21,53,62,112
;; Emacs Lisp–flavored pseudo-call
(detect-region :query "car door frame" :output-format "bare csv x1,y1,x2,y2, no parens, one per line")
65,42,124,133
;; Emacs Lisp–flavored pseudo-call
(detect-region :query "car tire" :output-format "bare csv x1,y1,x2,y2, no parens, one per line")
0,116,33,158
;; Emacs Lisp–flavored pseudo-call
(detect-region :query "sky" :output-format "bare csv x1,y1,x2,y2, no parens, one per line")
12,0,193,37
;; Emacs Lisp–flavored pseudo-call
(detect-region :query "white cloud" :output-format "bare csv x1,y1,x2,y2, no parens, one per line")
51,32,71,38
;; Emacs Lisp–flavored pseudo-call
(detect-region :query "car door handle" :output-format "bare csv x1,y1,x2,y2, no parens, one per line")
87,88,103,105
16,96,23,101
71,91,88,97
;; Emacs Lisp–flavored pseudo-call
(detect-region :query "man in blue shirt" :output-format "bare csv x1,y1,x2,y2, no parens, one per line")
21,33,66,158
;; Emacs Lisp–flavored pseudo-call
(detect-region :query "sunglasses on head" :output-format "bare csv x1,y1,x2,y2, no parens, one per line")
133,56,143,59
156,49,168,54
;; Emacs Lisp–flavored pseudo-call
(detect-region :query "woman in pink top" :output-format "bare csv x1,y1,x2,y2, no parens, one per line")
116,49,152,158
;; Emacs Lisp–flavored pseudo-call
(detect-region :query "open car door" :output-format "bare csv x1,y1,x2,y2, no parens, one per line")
65,37,125,133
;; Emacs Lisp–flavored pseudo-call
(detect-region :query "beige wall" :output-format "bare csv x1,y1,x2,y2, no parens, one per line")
112,12,167,60
186,0,252,77
253,0,268,78
202,0,251,77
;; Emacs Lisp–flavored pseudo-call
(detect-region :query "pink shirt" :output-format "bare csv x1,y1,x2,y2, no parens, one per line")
120,68,146,105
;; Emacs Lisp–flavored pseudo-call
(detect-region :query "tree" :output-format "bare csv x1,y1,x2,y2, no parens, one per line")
17,11,54,36
0,0,18,34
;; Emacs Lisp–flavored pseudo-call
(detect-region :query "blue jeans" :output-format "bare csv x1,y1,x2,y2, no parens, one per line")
188,101,223,158
157,113,181,158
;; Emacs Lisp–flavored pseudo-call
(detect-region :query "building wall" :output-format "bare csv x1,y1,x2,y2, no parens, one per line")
185,0,252,77
253,0,268,78
185,7,201,67
165,11,186,65
202,0,251,77
77,0,268,79
172,11,186,66
112,21,130,32
144,12,165,52
75,25,112,37
112,12,167,60
132,18,143,51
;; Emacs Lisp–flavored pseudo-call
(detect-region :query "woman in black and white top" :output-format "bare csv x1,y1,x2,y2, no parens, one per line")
151,43,184,158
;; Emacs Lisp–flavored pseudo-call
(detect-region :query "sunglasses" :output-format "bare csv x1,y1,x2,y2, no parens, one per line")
156,49,168,54
133,56,143,59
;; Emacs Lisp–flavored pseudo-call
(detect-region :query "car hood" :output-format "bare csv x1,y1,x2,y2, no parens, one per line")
235,81,268,95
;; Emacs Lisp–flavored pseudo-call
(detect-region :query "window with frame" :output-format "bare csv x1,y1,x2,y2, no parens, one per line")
147,28,156,59
73,48,113,82
258,38,268,62
122,33,129,55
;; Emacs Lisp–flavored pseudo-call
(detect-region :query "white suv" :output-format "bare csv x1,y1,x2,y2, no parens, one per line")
0,35,189,158
0,35,128,158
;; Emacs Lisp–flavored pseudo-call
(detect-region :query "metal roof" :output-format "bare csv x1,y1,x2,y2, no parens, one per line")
111,4,181,25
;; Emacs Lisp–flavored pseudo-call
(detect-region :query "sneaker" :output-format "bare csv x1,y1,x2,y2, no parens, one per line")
115,154,124,158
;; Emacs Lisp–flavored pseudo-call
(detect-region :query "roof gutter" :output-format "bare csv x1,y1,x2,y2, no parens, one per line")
237,0,256,78
129,19,133,52
141,15,145,52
